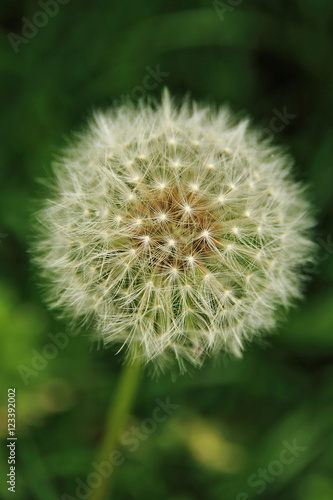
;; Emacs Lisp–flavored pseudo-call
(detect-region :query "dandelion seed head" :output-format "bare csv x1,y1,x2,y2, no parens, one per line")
33,89,315,372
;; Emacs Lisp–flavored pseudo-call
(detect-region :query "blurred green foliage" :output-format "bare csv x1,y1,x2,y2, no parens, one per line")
1,0,333,499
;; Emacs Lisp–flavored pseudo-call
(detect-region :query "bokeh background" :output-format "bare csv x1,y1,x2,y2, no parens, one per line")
1,0,333,499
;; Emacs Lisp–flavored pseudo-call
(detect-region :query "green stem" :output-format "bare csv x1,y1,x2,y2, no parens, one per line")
90,359,143,500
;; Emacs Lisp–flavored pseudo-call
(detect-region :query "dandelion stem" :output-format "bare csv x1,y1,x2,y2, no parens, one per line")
90,359,143,500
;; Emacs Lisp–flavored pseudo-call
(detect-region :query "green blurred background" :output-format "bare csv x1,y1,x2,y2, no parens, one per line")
1,0,333,499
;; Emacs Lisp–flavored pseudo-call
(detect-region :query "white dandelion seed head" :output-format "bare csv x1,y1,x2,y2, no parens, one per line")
34,89,315,372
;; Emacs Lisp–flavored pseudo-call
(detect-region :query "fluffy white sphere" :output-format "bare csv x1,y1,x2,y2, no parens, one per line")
35,90,314,371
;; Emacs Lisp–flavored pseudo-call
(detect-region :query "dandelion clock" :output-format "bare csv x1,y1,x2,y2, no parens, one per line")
33,90,314,500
